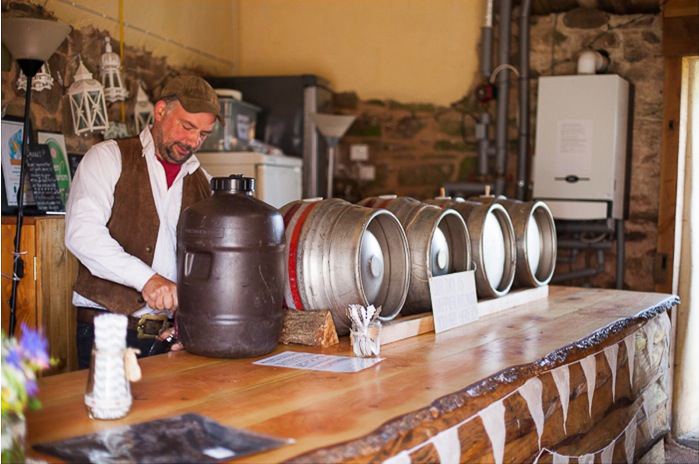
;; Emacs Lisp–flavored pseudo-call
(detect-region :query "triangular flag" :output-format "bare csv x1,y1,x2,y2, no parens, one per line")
642,391,655,437
552,452,570,464
382,450,412,464
603,344,619,402
551,365,571,435
431,426,460,464
600,441,615,464
624,335,635,388
643,322,656,365
580,354,597,417
520,377,545,448
578,453,594,464
624,419,637,464
479,400,507,464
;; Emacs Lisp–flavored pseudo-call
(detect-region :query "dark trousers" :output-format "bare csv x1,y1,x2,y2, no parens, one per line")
77,321,172,370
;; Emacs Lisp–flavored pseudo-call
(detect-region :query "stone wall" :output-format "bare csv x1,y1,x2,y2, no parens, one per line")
334,8,663,292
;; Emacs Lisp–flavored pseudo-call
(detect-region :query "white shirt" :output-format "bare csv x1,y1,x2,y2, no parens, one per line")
65,127,209,315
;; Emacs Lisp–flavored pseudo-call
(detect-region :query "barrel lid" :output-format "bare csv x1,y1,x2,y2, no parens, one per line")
211,175,256,193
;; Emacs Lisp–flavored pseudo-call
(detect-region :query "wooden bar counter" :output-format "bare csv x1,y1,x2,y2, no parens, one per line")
25,286,678,463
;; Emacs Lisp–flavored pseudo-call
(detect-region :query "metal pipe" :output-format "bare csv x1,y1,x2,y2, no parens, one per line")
616,219,624,289
516,0,532,200
556,248,579,264
555,220,615,234
494,0,513,196
551,249,606,283
476,113,491,176
481,0,494,77
557,239,613,250
477,0,495,178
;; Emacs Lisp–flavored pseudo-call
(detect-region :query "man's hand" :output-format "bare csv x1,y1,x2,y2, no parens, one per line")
141,274,178,312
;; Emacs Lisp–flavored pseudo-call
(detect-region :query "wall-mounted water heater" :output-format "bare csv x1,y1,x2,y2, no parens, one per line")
532,74,630,220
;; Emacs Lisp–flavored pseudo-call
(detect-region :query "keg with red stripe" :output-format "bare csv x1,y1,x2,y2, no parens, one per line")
427,197,517,299
358,195,471,315
280,197,410,334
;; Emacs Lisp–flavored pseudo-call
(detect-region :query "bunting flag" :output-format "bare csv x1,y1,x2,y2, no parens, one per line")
600,442,615,464
479,400,506,464
580,354,597,417
431,426,460,464
536,409,641,464
551,365,570,435
642,390,655,438
383,450,411,464
624,416,637,464
624,334,636,388
381,319,661,464
520,377,545,448
603,344,619,402
643,322,656,365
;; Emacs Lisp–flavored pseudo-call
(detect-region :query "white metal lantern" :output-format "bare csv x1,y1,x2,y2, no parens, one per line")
68,57,109,135
17,63,54,92
133,83,154,133
100,36,128,103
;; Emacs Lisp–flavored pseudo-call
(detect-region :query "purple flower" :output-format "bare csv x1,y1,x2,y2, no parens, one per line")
19,323,50,368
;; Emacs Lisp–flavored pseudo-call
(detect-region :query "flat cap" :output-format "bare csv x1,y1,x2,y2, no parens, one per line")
160,75,224,125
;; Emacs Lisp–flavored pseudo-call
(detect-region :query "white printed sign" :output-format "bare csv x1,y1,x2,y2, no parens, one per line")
429,271,478,334
253,351,383,373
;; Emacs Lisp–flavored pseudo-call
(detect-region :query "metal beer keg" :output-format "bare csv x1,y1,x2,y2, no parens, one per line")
358,195,471,315
280,198,410,334
427,197,516,299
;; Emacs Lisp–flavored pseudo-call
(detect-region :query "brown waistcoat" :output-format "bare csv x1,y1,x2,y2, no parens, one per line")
73,137,211,315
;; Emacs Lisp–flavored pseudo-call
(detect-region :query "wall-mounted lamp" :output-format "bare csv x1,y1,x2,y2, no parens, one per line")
99,36,128,103
68,57,109,135
1,17,70,336
133,82,154,133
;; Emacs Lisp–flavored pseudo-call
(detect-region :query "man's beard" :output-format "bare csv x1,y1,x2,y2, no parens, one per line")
154,126,195,165
160,141,194,165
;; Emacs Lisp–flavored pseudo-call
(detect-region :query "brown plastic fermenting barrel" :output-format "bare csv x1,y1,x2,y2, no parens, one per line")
280,198,410,334
177,175,286,358
358,195,471,315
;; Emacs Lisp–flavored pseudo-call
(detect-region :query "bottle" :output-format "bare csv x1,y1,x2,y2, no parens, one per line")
84,314,132,420
177,175,286,358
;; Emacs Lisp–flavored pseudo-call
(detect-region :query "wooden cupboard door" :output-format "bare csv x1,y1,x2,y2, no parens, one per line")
1,222,38,337
35,218,78,373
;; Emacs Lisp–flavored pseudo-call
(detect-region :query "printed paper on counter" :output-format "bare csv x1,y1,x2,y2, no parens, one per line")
254,351,383,373
429,270,478,333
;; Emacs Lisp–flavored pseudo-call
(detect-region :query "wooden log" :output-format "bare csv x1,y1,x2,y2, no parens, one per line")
279,309,339,347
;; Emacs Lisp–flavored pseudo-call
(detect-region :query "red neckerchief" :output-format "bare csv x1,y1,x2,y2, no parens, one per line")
156,155,182,189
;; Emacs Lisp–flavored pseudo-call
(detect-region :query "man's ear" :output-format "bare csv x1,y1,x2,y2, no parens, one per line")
154,100,168,122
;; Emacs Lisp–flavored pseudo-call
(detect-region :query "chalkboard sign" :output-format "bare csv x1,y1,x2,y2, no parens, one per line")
25,143,65,212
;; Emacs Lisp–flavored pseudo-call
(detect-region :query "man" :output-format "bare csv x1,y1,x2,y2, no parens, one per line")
65,75,223,369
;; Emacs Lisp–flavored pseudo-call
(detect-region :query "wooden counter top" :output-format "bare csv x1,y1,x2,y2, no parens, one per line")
25,286,678,463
